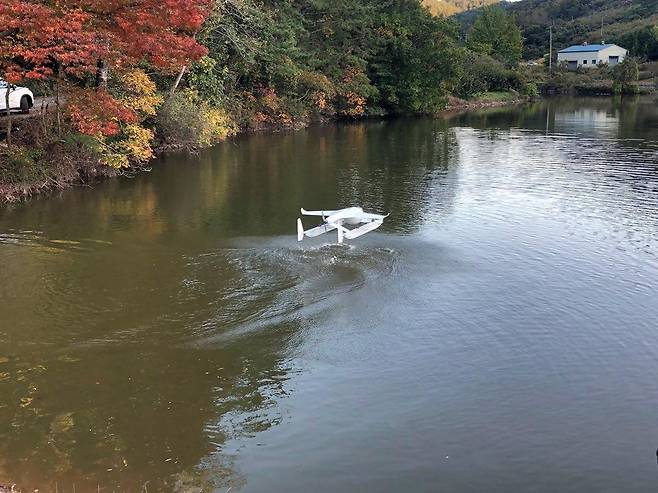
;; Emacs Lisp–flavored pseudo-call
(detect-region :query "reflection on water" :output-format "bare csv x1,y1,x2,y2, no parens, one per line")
1,96,658,492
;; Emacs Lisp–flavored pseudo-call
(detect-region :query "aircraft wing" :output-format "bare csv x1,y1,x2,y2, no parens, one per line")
357,212,389,221
325,207,364,223
301,208,339,217
303,223,338,238
343,220,383,240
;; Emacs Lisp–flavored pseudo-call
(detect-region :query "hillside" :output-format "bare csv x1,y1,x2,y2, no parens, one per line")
451,0,658,60
422,0,498,16
507,0,658,60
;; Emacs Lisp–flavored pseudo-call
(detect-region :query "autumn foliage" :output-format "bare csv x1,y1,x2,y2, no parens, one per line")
0,2,98,82
0,0,210,167
2,0,502,188
0,0,209,81
66,89,137,137
101,0,209,70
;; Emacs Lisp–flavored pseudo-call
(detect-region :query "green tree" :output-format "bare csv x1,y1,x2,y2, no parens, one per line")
369,0,462,114
190,0,465,122
612,57,640,95
614,25,658,61
467,6,523,67
456,50,506,97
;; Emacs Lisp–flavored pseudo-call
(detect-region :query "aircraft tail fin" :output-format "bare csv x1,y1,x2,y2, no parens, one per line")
297,218,304,241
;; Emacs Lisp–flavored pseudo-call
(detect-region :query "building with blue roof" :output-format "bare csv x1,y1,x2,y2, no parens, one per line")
557,43,627,69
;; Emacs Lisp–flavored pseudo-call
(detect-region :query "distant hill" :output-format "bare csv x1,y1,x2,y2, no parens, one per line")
452,0,658,60
507,0,658,60
422,0,498,16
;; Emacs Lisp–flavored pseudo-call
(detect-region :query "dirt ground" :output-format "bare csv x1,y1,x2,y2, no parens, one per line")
1,96,57,120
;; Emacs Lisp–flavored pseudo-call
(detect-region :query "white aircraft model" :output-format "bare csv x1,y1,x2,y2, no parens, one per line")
297,207,388,244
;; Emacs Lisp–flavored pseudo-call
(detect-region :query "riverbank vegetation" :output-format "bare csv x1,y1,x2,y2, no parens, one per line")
0,1,540,202
528,58,654,96
0,1,532,202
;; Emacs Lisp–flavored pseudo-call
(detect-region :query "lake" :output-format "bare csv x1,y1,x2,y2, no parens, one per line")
1,96,658,492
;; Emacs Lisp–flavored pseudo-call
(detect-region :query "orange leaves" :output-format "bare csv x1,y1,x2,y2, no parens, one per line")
342,66,364,85
342,92,368,118
0,1,99,81
0,0,209,172
259,87,281,112
107,124,155,167
2,66,25,84
313,91,329,111
0,0,211,83
80,0,210,73
336,67,372,118
67,90,137,137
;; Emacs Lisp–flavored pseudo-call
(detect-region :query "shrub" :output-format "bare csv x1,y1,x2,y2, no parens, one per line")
199,107,237,146
188,56,228,107
107,124,156,168
119,69,164,118
2,146,43,168
523,82,539,98
613,58,640,95
156,91,236,147
156,92,207,146
0,145,51,186
296,70,337,116
456,52,510,98
335,67,378,118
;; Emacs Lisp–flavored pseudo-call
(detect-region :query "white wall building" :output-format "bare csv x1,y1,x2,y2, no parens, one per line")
557,43,628,69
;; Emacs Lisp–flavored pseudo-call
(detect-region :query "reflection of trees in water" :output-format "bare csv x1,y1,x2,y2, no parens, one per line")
149,119,463,236
331,120,460,232
448,96,658,239
0,117,463,240
0,97,654,241
447,96,658,145
545,97,658,200
3,97,657,490
446,102,548,133
614,96,658,143
0,317,300,491
550,97,623,138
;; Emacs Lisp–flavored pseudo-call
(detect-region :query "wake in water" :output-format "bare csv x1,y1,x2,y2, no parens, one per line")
184,240,400,347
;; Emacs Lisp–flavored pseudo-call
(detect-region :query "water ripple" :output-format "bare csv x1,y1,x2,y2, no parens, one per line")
184,243,400,346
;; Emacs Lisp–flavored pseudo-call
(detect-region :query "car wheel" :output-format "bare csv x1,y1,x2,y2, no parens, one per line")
20,96,31,114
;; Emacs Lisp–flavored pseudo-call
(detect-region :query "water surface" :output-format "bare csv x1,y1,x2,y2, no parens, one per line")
1,96,658,492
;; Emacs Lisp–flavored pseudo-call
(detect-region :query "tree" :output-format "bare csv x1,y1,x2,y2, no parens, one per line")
467,6,523,67
0,1,99,143
76,0,209,78
0,0,209,93
369,0,462,114
0,0,210,152
615,25,658,62
456,50,507,98
612,57,640,95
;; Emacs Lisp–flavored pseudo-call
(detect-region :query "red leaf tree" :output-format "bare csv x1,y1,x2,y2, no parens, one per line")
0,0,210,141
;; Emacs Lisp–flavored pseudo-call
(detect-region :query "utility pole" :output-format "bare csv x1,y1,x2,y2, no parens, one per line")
549,24,553,71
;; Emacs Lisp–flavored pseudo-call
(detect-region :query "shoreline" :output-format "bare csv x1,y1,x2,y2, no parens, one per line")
0,95,528,205
437,95,529,118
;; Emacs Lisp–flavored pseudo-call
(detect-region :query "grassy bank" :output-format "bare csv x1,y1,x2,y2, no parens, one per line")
0,117,132,203
532,61,658,96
